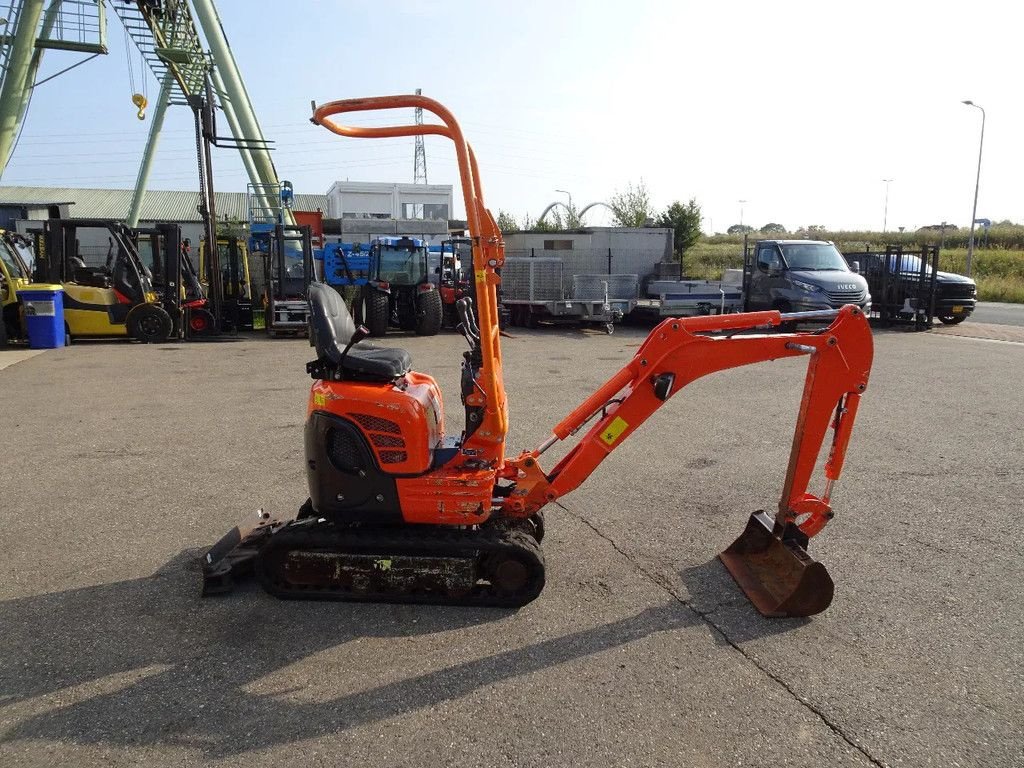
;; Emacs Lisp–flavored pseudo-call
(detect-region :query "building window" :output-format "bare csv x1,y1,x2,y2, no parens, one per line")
401,203,449,220
543,239,573,250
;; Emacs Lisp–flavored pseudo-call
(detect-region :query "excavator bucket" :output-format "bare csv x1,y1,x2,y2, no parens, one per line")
719,511,834,618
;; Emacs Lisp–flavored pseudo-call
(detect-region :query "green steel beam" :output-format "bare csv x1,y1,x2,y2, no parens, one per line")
0,0,46,177
191,0,293,226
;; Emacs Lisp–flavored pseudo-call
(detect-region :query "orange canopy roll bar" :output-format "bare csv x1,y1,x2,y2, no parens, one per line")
311,95,509,466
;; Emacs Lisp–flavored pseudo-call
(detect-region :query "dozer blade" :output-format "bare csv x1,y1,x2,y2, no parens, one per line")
202,508,292,595
719,511,834,618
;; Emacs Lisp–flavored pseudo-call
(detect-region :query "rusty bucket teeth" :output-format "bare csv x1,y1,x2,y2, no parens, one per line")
719,510,835,618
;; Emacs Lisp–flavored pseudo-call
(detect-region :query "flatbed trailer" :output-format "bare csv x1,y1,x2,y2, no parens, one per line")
500,257,637,333
638,271,745,317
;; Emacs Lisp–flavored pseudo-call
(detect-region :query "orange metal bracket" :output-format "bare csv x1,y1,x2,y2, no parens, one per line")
311,95,508,466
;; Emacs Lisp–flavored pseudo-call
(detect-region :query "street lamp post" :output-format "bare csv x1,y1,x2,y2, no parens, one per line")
882,179,893,232
962,100,986,277
555,189,573,224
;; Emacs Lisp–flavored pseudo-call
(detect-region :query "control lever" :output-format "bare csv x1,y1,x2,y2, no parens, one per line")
456,297,479,348
465,296,482,339
338,324,370,366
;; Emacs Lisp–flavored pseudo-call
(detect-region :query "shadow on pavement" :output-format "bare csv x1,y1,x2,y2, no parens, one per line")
677,558,813,643
1,549,722,758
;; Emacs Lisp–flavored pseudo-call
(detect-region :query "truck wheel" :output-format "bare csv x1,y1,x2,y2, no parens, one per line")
361,288,390,337
938,314,967,325
127,304,173,343
415,289,443,336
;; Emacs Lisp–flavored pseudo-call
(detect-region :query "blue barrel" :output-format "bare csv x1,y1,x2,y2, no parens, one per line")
18,284,65,349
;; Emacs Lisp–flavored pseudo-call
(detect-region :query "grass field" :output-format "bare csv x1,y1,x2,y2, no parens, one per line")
681,236,1024,303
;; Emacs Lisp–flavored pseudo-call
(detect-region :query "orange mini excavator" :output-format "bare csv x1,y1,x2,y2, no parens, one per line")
202,95,873,617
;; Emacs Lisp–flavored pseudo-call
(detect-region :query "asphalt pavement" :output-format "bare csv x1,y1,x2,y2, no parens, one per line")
971,301,1024,326
1,324,1021,767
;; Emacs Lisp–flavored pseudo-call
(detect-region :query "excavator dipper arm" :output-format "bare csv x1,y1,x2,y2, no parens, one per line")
501,305,873,617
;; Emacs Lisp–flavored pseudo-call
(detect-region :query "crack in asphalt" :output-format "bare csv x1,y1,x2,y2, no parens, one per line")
560,502,889,768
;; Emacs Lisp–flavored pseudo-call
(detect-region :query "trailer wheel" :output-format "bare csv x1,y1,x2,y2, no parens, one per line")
127,304,173,343
361,287,390,337
415,288,443,336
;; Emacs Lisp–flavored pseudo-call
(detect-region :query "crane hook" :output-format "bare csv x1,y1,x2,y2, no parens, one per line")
132,93,148,121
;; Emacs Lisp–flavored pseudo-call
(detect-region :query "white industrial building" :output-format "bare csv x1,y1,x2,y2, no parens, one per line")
325,181,453,222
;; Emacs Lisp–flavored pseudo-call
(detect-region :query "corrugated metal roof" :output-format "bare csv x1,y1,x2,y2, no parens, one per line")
0,186,328,222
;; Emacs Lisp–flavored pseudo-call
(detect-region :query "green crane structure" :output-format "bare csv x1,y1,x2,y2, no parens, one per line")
0,0,292,227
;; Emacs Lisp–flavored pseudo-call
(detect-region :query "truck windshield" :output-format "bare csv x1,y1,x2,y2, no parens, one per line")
781,243,849,271
377,245,426,284
0,239,29,279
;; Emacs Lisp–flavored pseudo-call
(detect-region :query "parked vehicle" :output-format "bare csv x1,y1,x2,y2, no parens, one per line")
324,236,442,337
0,229,33,346
852,249,976,325
743,240,871,315
638,240,871,323
435,237,475,329
32,218,173,343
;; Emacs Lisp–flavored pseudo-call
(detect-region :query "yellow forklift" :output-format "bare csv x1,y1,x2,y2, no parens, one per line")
32,218,173,343
0,229,34,346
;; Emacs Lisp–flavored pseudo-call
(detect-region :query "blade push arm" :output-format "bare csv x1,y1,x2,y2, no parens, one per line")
502,306,873,538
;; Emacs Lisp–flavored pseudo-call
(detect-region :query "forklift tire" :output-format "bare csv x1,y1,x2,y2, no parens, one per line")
188,308,216,336
0,317,7,348
127,304,173,344
362,288,390,337
415,289,443,336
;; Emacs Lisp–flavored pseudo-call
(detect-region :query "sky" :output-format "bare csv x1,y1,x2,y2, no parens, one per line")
2,0,1020,233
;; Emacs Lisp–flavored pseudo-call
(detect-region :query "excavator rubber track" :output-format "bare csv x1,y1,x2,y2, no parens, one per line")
255,519,545,608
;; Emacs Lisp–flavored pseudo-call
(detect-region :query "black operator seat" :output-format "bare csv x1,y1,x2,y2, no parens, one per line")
308,282,411,381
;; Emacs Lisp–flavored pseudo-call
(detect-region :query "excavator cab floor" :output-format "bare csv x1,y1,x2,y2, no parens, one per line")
719,511,834,618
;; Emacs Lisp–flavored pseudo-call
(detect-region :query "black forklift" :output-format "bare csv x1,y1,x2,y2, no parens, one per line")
255,223,314,336
133,222,219,339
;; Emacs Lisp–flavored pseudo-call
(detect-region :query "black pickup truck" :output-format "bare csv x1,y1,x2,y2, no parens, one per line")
846,251,977,325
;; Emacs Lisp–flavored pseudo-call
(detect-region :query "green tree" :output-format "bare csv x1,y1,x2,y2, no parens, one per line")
759,222,787,234
727,224,754,235
496,210,519,232
657,198,702,255
609,180,654,227
532,209,562,232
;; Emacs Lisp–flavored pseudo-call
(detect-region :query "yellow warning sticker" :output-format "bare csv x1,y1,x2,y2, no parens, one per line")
600,416,629,446
313,392,327,407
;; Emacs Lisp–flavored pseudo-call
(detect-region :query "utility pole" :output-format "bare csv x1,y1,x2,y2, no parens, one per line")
738,200,748,228
962,100,985,277
413,88,427,185
413,88,427,219
882,179,893,232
